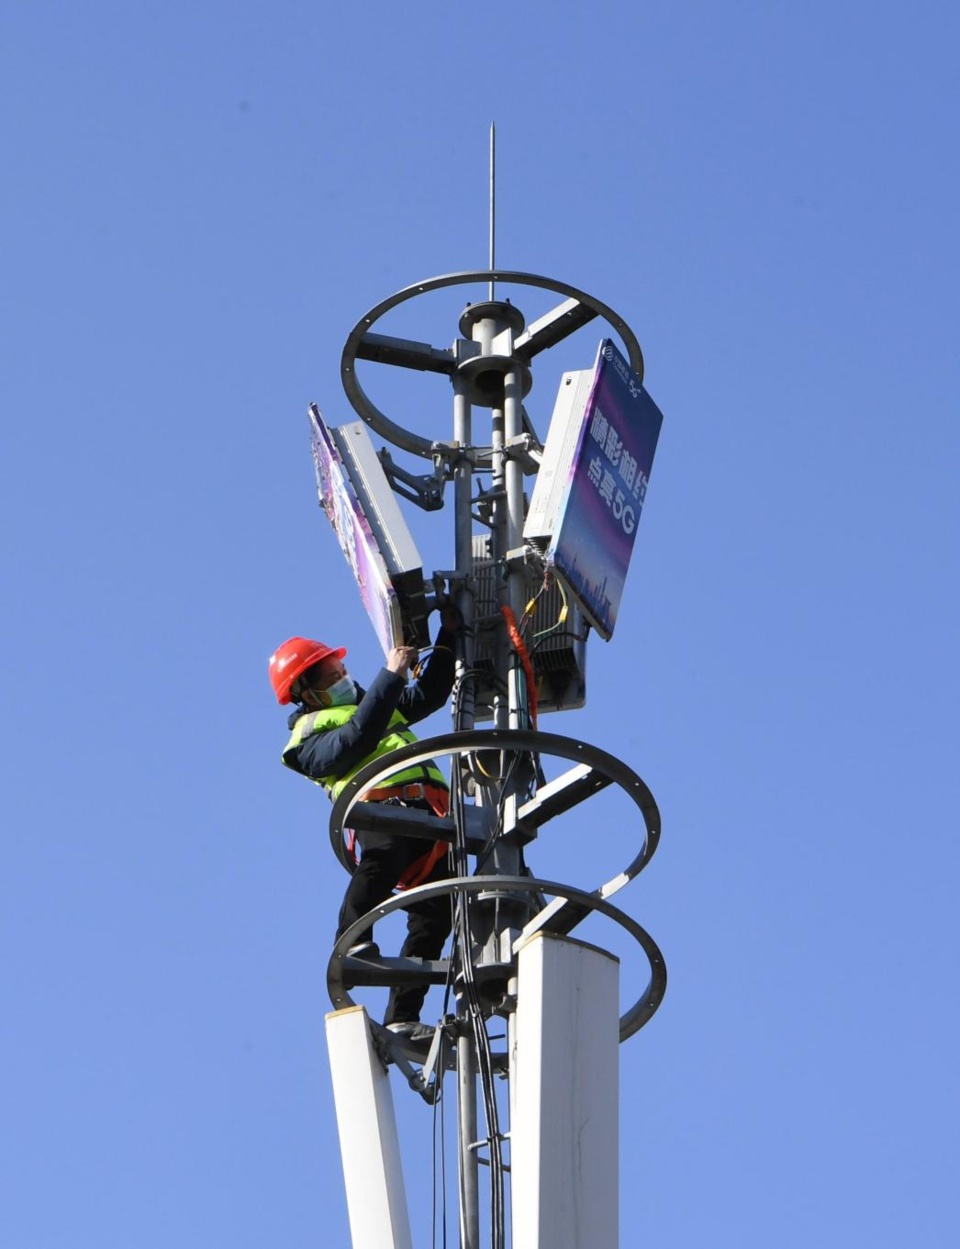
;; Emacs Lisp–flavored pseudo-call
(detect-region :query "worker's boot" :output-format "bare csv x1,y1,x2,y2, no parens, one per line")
386,1021,435,1045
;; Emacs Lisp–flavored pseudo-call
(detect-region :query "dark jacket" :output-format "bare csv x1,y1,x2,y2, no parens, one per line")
288,625,457,783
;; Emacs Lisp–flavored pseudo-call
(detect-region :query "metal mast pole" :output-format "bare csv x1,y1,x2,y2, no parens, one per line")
452,374,476,729
454,295,526,1247
489,122,496,301
452,370,481,1249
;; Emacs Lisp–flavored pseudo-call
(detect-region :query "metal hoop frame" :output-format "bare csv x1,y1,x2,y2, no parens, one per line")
327,874,667,1041
329,728,660,904
324,728,666,1040
340,269,645,458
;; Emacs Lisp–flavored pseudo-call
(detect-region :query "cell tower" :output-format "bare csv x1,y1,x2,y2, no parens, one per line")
314,138,667,1249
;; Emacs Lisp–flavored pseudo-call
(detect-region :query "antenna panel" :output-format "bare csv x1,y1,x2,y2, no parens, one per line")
523,367,596,543
309,406,430,652
523,340,663,640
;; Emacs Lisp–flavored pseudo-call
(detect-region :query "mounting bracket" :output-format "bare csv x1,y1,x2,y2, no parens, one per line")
377,447,445,511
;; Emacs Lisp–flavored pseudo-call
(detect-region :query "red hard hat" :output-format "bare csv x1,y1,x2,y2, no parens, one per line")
268,637,347,704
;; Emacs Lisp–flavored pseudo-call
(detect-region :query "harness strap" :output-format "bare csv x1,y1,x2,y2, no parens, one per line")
396,786,451,889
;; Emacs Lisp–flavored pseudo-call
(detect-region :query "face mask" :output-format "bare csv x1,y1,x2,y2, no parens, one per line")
323,675,357,707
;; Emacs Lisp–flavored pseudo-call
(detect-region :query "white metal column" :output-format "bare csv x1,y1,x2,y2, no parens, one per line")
511,934,621,1249
325,1006,413,1249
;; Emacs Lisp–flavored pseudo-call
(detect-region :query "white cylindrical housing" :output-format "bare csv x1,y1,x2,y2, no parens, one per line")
325,1006,413,1249
512,934,620,1249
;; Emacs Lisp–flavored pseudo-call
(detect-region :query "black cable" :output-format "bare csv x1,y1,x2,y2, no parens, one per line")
528,627,588,657
449,669,479,1243
456,892,505,1248
435,1026,449,1249
418,650,481,1246
451,665,506,1248
454,801,505,1244
432,1049,440,1249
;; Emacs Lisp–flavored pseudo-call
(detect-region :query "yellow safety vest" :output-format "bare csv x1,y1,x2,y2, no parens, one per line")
281,704,447,800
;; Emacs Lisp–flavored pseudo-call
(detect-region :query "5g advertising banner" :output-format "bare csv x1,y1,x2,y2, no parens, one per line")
546,340,664,640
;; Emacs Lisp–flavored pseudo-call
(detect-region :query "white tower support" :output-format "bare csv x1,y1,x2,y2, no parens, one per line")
511,934,621,1249
325,1006,413,1249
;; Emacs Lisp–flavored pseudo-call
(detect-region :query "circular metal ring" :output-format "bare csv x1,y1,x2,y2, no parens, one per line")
329,727,661,907
340,269,645,458
327,874,667,1041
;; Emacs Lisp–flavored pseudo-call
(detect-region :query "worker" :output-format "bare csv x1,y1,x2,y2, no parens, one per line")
269,609,461,1043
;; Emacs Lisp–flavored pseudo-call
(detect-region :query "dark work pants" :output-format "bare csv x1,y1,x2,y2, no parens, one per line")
336,802,452,1024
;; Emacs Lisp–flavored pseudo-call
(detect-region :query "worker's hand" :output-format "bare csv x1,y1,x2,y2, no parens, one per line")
386,645,418,676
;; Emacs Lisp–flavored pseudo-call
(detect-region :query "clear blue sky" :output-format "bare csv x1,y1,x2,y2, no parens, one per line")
3,3,958,1246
